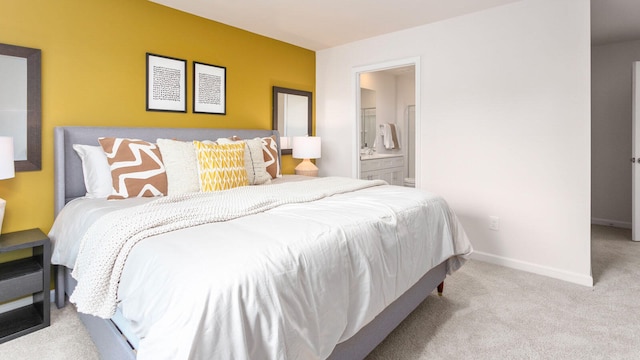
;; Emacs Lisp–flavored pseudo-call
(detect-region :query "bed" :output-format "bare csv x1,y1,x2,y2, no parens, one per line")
50,126,471,360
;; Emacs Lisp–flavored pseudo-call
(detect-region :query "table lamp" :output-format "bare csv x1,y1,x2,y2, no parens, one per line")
0,137,15,233
292,136,321,177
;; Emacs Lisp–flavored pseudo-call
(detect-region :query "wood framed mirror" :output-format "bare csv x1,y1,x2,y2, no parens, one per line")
0,43,41,171
272,86,312,155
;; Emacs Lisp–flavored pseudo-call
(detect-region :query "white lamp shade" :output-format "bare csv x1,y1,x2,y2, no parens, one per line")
0,137,15,180
292,136,321,159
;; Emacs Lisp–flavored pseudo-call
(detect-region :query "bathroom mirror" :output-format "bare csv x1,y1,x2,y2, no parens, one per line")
360,88,376,149
272,86,312,155
0,43,41,171
361,108,376,149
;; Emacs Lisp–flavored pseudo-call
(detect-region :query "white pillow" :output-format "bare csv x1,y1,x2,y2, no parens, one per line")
156,138,200,195
244,138,271,185
216,138,271,185
72,144,113,198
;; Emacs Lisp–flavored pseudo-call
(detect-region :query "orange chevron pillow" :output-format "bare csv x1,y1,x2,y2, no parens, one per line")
98,137,168,199
193,141,248,192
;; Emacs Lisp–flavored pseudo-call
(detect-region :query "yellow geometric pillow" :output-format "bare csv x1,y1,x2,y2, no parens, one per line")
193,141,248,192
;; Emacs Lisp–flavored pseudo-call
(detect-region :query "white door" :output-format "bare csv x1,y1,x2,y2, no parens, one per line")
633,62,640,241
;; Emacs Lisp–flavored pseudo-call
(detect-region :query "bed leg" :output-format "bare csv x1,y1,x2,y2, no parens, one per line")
54,265,66,308
437,281,444,296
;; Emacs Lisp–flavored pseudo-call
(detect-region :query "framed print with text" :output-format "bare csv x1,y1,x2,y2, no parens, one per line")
193,61,226,115
146,53,186,112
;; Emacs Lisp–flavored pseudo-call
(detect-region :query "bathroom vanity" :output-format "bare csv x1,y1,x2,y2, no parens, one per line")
360,154,404,186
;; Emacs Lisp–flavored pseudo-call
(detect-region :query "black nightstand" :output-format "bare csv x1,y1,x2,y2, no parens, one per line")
0,228,50,344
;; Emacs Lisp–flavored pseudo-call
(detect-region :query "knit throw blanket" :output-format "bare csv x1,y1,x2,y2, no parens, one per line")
70,177,386,318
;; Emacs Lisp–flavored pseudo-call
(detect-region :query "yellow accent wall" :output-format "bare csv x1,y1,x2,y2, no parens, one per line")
0,0,315,238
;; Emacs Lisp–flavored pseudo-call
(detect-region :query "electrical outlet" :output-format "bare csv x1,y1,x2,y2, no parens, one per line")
489,216,500,231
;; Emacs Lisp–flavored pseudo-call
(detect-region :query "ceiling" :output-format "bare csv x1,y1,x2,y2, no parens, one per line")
150,0,520,51
150,0,640,51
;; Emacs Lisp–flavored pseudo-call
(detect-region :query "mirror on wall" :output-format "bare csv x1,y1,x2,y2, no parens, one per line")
272,86,312,155
361,108,376,149
0,43,41,171
360,88,376,149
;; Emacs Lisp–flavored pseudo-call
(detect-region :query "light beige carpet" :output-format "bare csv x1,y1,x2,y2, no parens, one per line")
0,302,98,359
367,225,640,359
1,225,637,359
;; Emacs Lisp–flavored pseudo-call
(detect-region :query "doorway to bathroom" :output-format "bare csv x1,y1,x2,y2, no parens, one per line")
355,58,419,188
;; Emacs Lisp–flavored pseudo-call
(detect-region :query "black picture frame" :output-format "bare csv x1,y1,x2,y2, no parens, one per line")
193,61,226,115
146,53,187,113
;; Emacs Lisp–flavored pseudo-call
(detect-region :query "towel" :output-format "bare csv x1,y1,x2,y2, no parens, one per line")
381,124,393,149
389,123,400,149
381,123,400,150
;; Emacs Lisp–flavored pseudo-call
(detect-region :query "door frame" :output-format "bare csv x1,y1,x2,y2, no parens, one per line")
633,62,640,241
352,57,421,186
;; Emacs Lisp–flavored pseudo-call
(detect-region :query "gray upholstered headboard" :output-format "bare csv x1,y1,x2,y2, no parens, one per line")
54,126,281,216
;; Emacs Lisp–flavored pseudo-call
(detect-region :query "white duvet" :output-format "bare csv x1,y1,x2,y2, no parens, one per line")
50,178,472,360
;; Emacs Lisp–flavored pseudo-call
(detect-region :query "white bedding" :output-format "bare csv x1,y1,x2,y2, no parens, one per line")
72,177,389,317
50,178,471,360
49,175,308,268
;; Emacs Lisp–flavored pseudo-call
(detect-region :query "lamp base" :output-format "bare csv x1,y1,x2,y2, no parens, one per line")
0,198,5,233
295,159,319,177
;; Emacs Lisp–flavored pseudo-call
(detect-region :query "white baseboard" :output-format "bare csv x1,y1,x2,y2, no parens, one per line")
0,290,56,315
470,251,594,287
591,217,631,229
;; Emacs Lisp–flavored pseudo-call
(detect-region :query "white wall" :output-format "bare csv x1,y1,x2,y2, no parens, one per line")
591,40,640,228
316,0,592,286
395,72,416,178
